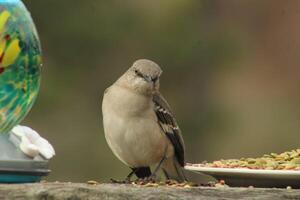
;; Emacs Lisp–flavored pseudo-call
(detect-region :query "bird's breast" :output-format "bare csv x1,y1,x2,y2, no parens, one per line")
102,85,168,167
103,85,153,117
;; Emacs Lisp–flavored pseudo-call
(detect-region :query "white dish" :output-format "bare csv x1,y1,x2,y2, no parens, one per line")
185,165,300,188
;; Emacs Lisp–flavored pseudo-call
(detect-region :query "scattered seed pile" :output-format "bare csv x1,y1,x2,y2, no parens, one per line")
110,178,201,188
188,149,300,170
89,179,227,188
131,179,199,188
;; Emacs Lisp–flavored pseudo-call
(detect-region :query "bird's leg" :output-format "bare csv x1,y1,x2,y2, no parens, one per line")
149,145,168,180
152,156,167,178
125,168,137,182
111,168,136,184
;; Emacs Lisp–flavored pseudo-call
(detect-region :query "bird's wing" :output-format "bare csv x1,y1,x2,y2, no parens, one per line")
153,93,185,166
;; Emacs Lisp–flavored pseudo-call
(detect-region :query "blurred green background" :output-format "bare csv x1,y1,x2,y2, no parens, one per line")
22,0,300,182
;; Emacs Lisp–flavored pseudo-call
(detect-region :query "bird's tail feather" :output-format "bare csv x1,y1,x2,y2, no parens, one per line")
162,157,187,182
133,167,152,179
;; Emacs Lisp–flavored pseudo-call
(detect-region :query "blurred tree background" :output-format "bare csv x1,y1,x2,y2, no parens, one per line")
22,0,300,182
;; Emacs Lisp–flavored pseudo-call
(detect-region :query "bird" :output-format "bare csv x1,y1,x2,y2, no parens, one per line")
102,59,186,182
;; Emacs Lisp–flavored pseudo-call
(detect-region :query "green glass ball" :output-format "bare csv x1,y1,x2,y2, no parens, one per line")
0,0,41,134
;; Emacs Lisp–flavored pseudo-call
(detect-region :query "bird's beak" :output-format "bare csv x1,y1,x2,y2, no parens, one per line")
143,75,152,83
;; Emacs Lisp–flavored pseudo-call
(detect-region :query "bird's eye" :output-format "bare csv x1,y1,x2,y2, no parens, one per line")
134,69,144,78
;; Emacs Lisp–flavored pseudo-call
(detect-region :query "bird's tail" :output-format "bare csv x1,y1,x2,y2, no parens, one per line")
162,157,187,182
133,167,152,179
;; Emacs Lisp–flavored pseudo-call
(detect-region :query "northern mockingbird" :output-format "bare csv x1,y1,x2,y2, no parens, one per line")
102,59,186,182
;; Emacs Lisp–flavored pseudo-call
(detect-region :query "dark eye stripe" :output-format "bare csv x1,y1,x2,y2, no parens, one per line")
152,76,158,82
134,70,144,78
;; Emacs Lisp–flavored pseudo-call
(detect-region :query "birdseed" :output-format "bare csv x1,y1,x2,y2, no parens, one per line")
187,149,300,170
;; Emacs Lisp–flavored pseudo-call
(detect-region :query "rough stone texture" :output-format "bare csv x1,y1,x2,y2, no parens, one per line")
0,183,299,200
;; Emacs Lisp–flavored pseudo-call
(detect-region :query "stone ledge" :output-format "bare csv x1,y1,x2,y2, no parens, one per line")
0,182,299,200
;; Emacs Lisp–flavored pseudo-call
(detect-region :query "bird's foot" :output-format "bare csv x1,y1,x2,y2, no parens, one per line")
147,174,157,182
110,178,132,184
135,175,157,184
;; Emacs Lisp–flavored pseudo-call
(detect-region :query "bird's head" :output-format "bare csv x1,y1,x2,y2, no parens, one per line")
118,59,162,95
